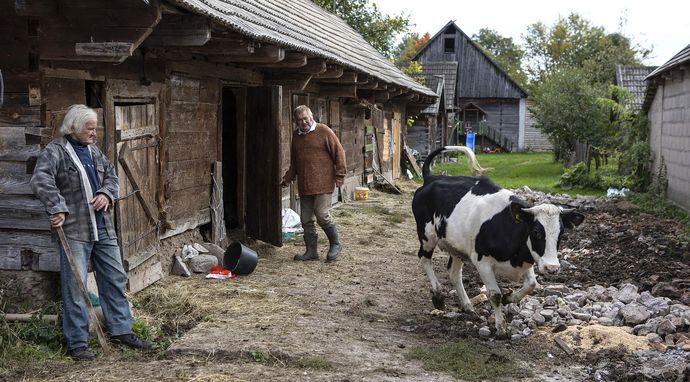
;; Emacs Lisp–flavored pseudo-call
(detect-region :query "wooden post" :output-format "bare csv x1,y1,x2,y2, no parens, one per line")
211,161,226,245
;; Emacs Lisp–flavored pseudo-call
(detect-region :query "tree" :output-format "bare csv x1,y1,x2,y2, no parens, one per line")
392,32,430,84
312,0,410,58
472,28,527,88
530,67,613,164
522,13,649,86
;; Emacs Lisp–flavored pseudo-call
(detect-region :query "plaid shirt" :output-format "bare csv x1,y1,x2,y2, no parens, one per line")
30,136,119,241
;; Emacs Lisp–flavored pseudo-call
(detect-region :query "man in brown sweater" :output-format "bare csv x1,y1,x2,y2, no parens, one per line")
281,105,347,262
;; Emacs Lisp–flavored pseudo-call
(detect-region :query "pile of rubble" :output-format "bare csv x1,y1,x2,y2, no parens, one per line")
464,282,690,351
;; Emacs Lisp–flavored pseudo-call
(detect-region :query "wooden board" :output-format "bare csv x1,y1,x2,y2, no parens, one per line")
245,86,282,246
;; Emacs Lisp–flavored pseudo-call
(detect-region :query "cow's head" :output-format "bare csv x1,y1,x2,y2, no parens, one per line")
511,202,585,274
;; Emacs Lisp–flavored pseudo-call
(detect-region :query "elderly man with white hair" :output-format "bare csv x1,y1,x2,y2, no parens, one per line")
31,104,153,360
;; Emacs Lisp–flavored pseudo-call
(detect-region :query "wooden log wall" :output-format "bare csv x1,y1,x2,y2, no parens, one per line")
162,75,219,236
0,10,56,271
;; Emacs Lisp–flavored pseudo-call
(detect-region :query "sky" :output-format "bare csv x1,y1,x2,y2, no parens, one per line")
373,0,689,66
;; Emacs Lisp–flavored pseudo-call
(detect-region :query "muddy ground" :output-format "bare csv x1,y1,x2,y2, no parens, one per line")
5,179,690,381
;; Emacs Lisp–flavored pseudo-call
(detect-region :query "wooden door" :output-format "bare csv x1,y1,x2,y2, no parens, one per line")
245,86,282,246
114,103,162,292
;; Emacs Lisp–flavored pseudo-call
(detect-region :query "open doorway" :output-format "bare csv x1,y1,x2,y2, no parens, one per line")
222,88,239,230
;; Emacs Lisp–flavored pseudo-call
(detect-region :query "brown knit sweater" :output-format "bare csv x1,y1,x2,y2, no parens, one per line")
282,124,347,196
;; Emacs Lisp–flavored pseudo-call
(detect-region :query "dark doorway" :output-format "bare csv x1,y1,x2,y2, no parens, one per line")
222,88,239,229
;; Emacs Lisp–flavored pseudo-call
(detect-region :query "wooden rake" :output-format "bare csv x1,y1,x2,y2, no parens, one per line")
55,227,111,353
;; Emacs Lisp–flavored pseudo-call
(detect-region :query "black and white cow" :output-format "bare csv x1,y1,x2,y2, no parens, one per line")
412,146,585,337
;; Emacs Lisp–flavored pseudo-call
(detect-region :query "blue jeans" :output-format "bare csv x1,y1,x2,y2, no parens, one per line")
59,227,133,350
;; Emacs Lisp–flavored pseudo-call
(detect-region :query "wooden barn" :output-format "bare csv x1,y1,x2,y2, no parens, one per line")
407,63,452,158
0,0,435,294
412,21,534,152
642,43,690,212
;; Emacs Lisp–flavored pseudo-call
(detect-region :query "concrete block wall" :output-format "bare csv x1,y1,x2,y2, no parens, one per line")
649,68,690,212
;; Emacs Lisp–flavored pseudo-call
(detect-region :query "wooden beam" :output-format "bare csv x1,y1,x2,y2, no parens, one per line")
14,0,57,16
314,65,344,79
145,15,211,47
252,52,308,68
357,81,379,89
167,60,263,84
75,42,134,62
188,41,255,55
208,45,285,64
316,71,358,84
319,85,357,98
264,73,313,91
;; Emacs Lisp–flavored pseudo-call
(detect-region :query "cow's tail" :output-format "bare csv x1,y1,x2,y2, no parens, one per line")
421,146,486,180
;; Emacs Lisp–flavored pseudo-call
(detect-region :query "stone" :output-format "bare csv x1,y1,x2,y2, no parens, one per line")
540,309,555,319
204,242,226,265
478,326,492,337
543,284,571,297
506,303,520,316
511,334,522,341
519,309,534,319
620,303,651,325
646,333,663,344
564,292,588,307
192,243,209,253
656,319,677,336
615,283,639,304
543,295,558,307
571,312,592,321
172,255,192,277
531,313,546,325
651,282,681,299
586,285,609,301
641,296,672,317
557,308,571,318
597,317,614,326
188,254,219,273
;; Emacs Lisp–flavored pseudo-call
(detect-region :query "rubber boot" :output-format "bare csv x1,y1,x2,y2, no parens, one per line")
294,232,319,261
323,224,342,263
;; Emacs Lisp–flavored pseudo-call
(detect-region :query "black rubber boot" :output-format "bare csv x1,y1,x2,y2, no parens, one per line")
323,224,342,263
294,232,319,261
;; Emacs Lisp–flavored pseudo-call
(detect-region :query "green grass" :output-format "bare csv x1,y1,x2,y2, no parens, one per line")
410,340,527,380
433,152,609,196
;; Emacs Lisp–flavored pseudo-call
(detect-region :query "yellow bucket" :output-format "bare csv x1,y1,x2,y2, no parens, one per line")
354,187,369,201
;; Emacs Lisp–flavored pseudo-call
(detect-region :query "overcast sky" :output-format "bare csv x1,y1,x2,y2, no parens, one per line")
373,0,689,66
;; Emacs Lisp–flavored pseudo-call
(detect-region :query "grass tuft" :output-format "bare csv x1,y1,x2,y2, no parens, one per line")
410,340,526,380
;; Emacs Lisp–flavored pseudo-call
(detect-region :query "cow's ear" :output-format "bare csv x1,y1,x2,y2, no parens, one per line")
562,211,585,228
510,201,529,223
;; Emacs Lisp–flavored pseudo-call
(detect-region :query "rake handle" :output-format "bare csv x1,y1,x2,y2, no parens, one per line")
55,226,111,353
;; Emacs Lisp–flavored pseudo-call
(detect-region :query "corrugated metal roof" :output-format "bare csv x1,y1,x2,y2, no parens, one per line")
645,43,690,80
421,75,444,114
169,0,436,97
642,43,690,113
420,61,457,111
615,65,656,111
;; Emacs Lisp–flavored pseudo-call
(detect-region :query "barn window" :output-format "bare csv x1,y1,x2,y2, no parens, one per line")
444,38,455,53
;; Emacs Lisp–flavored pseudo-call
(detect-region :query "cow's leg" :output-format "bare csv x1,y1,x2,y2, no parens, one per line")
420,252,445,310
510,267,538,304
475,261,508,338
448,255,474,312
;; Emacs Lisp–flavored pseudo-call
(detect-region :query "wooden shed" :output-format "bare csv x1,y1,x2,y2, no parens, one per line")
0,0,435,294
413,21,533,152
642,43,690,212
615,65,657,113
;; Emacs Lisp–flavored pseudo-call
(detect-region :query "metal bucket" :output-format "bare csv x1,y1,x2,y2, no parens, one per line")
223,242,258,275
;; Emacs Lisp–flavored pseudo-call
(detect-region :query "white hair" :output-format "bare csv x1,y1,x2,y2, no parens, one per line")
59,104,97,136
293,105,313,118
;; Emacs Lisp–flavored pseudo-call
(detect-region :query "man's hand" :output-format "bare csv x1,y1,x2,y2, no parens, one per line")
91,194,111,211
50,213,66,228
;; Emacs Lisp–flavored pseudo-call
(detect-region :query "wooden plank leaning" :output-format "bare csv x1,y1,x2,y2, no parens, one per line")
55,227,111,353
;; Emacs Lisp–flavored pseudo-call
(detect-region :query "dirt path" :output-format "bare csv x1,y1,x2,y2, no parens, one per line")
8,180,689,381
